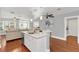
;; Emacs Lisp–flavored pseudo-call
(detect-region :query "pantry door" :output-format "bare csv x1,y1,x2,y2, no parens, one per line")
64,16,78,40
67,19,77,36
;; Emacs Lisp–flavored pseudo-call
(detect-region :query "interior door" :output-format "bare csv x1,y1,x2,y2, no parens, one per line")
67,18,77,36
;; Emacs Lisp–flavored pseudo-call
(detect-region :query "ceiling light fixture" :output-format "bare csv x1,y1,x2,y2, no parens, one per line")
40,16,43,20
30,19,33,22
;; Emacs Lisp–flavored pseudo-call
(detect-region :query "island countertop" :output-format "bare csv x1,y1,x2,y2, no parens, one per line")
21,31,49,39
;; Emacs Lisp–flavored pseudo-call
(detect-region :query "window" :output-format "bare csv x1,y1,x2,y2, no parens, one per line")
3,21,9,31
0,21,3,30
19,20,29,30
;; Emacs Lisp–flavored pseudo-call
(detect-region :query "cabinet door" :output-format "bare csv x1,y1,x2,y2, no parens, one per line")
24,34,37,51
24,34,31,50
29,37,37,51
25,35,37,51
37,36,48,52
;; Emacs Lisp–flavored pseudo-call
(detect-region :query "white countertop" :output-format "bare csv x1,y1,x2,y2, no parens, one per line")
0,31,6,35
22,30,50,39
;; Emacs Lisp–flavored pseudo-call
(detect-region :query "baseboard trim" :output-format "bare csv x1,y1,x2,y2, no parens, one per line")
7,38,22,42
51,35,65,40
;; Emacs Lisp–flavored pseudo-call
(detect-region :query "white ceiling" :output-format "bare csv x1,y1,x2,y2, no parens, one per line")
0,7,33,18
43,7,79,15
1,7,79,18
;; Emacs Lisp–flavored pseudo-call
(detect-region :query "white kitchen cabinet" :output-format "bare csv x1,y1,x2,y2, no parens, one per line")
23,31,50,52
6,31,22,41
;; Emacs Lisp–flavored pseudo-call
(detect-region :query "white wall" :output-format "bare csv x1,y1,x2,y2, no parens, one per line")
40,10,79,39
1,7,79,40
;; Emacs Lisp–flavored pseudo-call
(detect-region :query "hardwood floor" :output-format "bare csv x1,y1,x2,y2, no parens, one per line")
0,36,79,52
51,36,79,52
0,39,30,52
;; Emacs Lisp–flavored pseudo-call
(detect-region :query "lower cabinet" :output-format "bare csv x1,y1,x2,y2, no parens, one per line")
24,33,50,52
6,31,22,41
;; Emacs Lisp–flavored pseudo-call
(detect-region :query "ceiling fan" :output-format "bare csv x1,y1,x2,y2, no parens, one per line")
45,13,54,19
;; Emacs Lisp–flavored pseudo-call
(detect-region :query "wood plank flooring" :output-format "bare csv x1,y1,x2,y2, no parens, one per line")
0,39,30,52
51,36,79,52
0,36,79,52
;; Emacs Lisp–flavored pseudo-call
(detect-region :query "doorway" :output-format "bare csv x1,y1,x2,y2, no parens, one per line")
64,16,78,44
67,18,77,36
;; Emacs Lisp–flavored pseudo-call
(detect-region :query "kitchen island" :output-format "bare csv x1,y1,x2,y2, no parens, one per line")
22,31,50,52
